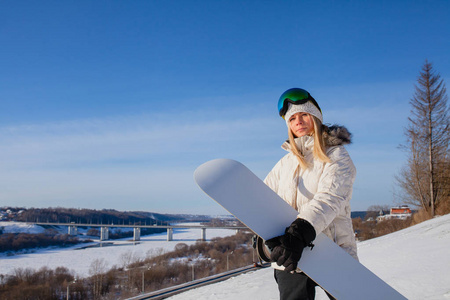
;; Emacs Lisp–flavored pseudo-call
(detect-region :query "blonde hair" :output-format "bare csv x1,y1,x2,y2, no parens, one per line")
288,115,331,169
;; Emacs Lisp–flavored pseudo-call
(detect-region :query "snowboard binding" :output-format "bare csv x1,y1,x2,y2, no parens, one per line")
254,235,272,263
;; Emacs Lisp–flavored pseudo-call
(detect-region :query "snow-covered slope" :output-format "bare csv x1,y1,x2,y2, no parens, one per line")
0,221,47,234
167,214,450,300
357,214,450,300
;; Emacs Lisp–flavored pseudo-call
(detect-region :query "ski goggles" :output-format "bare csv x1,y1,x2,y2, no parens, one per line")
277,88,321,118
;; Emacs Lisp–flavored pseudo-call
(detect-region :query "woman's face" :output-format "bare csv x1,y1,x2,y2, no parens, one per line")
288,112,314,137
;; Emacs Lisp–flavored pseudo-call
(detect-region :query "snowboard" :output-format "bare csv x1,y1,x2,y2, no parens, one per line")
194,158,407,300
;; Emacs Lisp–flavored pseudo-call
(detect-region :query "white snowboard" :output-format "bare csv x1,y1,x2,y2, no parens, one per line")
194,158,407,300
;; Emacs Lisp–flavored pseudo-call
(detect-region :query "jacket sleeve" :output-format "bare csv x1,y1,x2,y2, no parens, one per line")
297,146,356,234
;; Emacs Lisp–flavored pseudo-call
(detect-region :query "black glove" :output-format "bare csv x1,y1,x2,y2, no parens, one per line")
265,218,316,272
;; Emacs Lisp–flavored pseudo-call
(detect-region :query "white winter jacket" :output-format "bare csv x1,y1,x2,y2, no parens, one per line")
264,126,358,261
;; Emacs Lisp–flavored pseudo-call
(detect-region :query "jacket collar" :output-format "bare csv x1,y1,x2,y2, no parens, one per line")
282,135,314,153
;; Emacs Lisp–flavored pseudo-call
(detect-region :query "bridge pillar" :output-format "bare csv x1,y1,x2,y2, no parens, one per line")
167,228,173,241
235,229,240,234
68,225,78,236
201,228,206,241
133,227,141,241
100,227,109,241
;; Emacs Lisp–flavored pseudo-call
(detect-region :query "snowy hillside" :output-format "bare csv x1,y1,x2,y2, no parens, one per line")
0,221,47,234
167,214,450,300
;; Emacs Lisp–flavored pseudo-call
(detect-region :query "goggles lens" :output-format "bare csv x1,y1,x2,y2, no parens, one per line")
277,88,321,118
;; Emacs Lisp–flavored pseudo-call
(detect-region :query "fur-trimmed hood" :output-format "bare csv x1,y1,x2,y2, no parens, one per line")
324,125,352,146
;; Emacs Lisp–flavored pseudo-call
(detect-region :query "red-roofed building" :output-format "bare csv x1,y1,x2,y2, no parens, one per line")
377,205,412,221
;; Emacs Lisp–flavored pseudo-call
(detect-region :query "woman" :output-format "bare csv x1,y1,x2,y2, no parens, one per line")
264,88,358,300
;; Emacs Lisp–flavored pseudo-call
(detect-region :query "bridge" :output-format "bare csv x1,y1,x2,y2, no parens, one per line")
33,222,248,242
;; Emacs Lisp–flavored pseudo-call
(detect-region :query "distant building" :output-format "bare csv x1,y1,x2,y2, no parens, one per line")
390,206,412,215
377,205,412,221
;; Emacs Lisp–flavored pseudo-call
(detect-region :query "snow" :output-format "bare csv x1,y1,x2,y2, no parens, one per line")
1,215,449,299
357,215,450,300
167,214,450,300
0,221,46,234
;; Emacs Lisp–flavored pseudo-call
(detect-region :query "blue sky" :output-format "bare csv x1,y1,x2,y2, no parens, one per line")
0,1,449,215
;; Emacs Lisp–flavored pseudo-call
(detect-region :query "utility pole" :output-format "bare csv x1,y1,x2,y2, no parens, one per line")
227,251,234,271
66,279,77,300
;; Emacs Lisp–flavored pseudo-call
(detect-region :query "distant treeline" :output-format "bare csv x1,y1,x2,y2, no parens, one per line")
11,207,180,225
350,211,368,219
0,232,88,253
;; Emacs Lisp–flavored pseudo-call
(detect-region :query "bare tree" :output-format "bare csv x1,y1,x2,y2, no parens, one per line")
89,258,108,297
119,250,142,269
396,61,449,217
